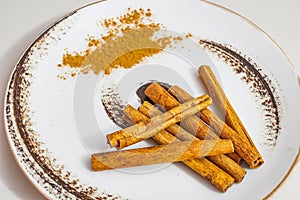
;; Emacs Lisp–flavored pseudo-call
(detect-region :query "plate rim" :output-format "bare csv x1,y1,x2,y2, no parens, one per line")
201,1,300,199
3,0,300,199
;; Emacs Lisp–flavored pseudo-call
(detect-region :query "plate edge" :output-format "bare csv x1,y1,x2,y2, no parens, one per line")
201,0,299,85
3,0,299,199
201,0,300,199
3,1,109,200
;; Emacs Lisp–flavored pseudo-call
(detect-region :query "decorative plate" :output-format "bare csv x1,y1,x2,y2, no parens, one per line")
5,0,299,199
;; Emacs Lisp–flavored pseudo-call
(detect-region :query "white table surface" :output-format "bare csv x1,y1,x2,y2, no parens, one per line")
0,0,299,199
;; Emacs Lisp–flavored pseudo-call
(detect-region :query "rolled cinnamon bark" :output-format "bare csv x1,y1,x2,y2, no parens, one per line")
139,103,246,183
180,117,241,163
91,139,234,171
167,87,245,164
123,105,235,192
168,86,247,162
107,94,211,148
144,83,225,139
226,152,242,164
197,65,264,168
144,82,242,163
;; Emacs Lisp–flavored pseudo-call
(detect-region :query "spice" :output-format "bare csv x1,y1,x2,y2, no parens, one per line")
59,8,175,76
143,82,246,181
169,85,263,169
62,52,87,68
91,139,234,171
139,100,246,183
106,91,211,148
197,65,264,168
82,26,165,75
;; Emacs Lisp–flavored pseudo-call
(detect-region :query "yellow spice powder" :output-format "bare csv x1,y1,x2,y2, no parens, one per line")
60,8,173,76
82,26,168,74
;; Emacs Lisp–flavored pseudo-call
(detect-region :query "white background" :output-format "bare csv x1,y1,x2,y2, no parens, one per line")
0,0,299,199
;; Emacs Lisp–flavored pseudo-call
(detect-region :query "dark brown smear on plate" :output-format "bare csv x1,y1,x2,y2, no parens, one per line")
199,39,282,148
6,64,103,200
101,81,170,128
101,87,129,129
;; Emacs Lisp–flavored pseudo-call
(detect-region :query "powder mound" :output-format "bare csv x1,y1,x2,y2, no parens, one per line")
59,8,175,77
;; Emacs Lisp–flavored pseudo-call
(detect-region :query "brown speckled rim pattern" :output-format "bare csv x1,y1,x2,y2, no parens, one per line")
202,0,300,86
201,1,300,199
4,1,116,199
3,0,300,199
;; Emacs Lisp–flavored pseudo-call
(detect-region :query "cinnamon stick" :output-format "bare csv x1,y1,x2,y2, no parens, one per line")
226,152,243,164
107,95,211,148
168,86,248,162
139,103,246,183
144,83,221,139
123,105,235,192
180,116,241,163
91,139,234,171
144,82,242,163
197,65,264,168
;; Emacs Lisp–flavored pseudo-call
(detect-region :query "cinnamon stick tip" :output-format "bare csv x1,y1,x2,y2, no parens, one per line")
250,158,264,168
235,171,247,183
217,179,234,193
144,81,160,93
91,154,100,170
106,134,120,148
123,104,134,112
91,154,112,171
198,65,211,73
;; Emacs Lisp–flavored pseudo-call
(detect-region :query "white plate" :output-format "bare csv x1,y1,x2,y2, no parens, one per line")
4,0,300,199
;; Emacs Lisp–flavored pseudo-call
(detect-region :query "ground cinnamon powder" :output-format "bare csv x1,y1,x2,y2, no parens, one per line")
59,8,174,76
62,52,87,68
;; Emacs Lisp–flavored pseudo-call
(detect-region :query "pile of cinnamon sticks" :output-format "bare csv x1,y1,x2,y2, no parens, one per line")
91,65,264,192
